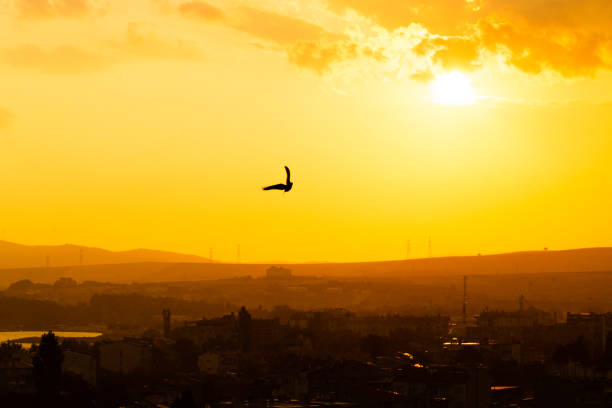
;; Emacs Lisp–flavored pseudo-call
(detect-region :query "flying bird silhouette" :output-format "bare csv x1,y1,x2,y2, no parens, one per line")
263,166,293,192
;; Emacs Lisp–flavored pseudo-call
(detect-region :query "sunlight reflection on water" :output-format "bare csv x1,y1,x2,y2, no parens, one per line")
0,331,101,347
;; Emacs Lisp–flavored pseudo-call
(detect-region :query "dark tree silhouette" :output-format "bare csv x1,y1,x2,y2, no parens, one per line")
361,334,387,359
33,331,64,402
171,390,197,408
173,337,200,372
0,341,23,362
238,306,253,353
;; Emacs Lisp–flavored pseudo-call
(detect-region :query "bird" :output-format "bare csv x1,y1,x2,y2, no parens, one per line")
263,166,293,192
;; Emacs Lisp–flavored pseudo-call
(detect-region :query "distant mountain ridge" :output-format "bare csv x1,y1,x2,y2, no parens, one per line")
0,240,208,269
1,244,612,288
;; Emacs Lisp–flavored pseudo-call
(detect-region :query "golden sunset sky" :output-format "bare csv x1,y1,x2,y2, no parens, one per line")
1,0,612,262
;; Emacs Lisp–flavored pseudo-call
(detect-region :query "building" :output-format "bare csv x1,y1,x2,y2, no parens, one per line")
99,338,153,375
252,318,282,348
266,266,292,279
63,350,97,385
470,308,556,343
392,365,490,408
163,308,171,338
197,352,238,376
0,348,33,394
565,312,607,357
177,314,238,346
198,352,220,375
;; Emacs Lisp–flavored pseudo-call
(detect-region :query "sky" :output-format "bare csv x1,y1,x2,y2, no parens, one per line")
1,0,612,262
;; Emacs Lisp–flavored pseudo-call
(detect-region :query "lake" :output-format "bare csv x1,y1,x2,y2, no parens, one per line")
0,331,102,347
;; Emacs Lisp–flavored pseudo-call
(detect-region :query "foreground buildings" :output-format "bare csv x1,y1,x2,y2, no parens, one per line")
2,305,612,407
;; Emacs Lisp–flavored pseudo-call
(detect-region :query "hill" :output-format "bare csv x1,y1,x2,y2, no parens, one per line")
1,246,612,288
0,240,208,270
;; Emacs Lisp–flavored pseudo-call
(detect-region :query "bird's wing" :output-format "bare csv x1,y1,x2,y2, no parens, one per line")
263,184,286,191
284,166,291,183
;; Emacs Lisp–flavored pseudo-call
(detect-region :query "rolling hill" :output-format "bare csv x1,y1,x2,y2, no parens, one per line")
1,244,612,288
0,240,208,270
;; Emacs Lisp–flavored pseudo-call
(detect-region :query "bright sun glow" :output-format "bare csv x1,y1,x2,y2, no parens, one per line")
432,71,477,106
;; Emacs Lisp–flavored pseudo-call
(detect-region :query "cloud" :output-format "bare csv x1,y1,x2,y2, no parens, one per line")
15,0,94,19
321,0,612,78
178,1,226,22
113,22,204,60
5,44,111,74
325,0,476,35
3,23,203,74
288,40,361,73
235,7,328,45
410,69,435,82
414,36,481,71
476,19,611,77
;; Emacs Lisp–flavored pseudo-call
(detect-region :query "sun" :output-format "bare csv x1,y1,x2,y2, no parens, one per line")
432,71,477,106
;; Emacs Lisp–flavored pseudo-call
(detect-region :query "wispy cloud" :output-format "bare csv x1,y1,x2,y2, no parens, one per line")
178,1,226,22
234,7,328,45
5,44,111,74
3,23,204,74
14,0,103,19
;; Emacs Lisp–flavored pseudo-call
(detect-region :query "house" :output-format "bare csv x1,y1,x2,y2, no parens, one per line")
197,351,238,376
0,347,33,394
63,350,97,385
99,338,153,375
198,352,220,375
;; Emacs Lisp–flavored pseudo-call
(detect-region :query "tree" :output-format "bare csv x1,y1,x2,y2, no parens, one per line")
361,334,387,359
7,279,35,291
54,277,78,288
238,306,252,353
0,341,23,362
33,331,64,402
171,390,197,408
567,337,589,364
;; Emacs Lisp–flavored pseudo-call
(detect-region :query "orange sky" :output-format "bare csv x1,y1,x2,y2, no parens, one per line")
1,0,612,262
